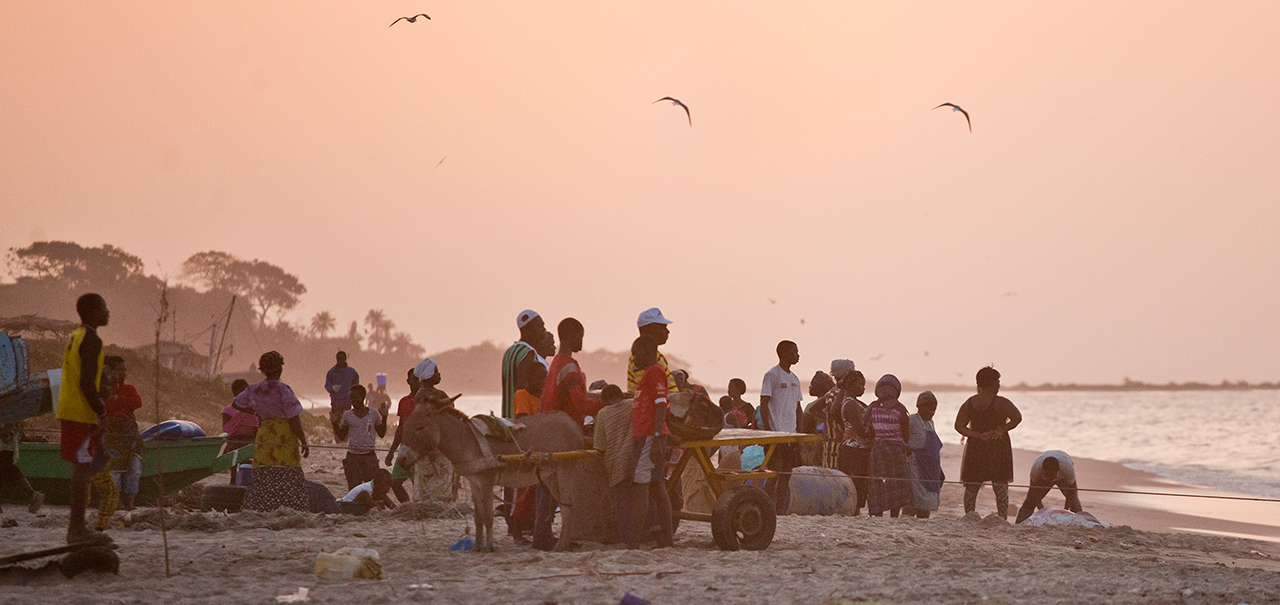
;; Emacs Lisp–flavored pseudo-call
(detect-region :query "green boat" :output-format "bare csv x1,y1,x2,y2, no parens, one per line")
12,437,255,505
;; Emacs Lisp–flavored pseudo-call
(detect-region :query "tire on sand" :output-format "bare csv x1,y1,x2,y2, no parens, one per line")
710,485,776,551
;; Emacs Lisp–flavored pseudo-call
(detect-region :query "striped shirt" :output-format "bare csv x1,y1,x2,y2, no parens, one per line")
867,400,909,445
626,352,676,394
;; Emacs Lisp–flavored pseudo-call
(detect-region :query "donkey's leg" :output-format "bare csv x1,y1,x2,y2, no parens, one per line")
549,472,574,552
466,475,490,552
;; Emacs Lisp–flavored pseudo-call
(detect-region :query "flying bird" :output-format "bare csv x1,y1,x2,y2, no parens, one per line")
932,102,971,132
435,156,446,169
390,14,431,27
652,97,691,126
870,353,885,362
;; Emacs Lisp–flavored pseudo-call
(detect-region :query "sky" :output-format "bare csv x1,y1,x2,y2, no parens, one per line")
3,2,1280,386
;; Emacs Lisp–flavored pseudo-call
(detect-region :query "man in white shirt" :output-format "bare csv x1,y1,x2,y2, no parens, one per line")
760,339,803,514
1015,450,1083,523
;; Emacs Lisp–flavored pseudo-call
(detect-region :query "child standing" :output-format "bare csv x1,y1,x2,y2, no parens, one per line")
334,384,388,491
628,336,673,548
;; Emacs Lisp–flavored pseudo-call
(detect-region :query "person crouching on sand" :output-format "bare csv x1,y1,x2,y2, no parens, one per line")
1016,450,1083,524
342,469,397,510
628,336,674,548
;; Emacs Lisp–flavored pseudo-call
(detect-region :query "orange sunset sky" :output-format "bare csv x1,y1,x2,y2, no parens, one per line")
3,2,1279,386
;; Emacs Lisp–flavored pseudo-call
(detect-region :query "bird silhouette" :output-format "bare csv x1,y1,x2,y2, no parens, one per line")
870,353,885,361
652,97,691,126
435,156,446,169
390,14,430,27
768,298,777,305
932,102,971,132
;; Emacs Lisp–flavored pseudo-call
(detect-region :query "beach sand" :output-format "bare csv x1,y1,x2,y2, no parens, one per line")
3,445,1280,604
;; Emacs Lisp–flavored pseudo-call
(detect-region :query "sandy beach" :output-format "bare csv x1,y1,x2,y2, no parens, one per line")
3,442,1280,605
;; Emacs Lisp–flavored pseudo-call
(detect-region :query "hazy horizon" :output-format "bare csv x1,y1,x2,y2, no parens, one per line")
4,2,1279,387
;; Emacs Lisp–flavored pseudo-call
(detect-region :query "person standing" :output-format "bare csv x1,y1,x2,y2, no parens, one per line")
955,366,1022,519
502,310,548,419
626,308,676,395
368,382,393,417
905,391,944,519
384,368,419,503
1015,451,1083,524
334,384,388,491
101,356,144,511
627,336,674,548
0,420,44,516
58,293,110,544
864,374,912,518
324,351,359,431
760,340,803,514
239,351,311,512
824,360,857,469
540,318,602,428
834,370,871,515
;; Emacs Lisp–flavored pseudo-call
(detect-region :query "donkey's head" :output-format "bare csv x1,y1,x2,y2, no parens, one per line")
395,405,444,470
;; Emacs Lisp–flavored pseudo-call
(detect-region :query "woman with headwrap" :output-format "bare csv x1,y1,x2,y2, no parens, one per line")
823,360,856,468
905,391,945,518
238,351,311,512
863,374,912,517
833,370,871,514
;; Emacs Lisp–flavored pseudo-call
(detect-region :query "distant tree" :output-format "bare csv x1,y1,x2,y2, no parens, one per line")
310,311,336,339
364,309,395,354
180,251,306,326
387,331,425,358
6,241,145,289
346,320,361,345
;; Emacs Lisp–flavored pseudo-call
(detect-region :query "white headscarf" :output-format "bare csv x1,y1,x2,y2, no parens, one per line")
414,358,438,381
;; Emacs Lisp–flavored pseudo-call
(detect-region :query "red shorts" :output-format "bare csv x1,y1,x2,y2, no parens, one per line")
60,420,99,464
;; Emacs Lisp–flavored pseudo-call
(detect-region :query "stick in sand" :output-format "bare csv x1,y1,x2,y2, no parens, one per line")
153,284,172,578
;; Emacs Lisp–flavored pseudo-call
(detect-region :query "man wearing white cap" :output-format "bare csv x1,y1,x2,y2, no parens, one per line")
502,310,549,420
625,308,677,395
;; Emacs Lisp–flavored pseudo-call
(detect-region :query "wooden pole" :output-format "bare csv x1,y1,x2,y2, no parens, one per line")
154,284,172,578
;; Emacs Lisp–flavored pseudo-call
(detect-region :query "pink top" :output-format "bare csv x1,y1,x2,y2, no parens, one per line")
221,404,259,437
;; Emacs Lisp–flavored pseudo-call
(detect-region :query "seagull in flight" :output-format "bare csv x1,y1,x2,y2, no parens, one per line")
652,97,691,126
932,102,971,132
390,14,431,27
435,156,446,169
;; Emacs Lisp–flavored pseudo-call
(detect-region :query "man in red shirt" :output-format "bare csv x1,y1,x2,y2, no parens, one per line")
540,318,602,427
383,368,420,504
626,335,673,548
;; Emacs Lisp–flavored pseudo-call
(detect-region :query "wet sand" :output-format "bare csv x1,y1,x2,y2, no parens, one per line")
2,446,1279,604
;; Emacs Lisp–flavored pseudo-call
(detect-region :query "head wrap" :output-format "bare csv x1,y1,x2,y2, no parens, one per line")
414,358,438,381
258,351,284,372
917,391,938,407
874,374,902,403
830,359,856,380
516,309,540,329
810,371,835,394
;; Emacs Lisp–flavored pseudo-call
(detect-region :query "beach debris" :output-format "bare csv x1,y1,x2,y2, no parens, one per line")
315,547,381,580
620,593,651,605
407,583,434,590
1023,508,1107,528
1,518,17,528
275,587,310,603
1247,549,1273,559
449,536,475,551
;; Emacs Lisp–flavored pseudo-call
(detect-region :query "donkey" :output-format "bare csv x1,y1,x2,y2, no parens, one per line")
395,405,586,551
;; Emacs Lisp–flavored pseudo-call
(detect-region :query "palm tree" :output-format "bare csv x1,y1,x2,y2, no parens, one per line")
309,311,336,339
364,309,394,354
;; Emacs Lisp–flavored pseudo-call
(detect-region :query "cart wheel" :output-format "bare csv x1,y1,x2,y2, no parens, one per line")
711,485,776,551
200,484,246,513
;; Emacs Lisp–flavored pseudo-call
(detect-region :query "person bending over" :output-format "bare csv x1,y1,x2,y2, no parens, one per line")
1016,451,1083,524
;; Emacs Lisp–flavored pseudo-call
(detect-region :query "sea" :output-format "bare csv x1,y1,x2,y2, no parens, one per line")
303,389,1280,500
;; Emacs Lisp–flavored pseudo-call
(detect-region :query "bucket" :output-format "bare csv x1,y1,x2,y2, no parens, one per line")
236,464,253,486
376,373,387,387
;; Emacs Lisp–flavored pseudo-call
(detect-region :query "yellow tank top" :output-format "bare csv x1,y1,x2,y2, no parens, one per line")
57,326,103,424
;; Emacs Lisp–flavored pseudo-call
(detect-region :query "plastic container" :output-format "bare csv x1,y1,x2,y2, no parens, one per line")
235,464,253,486
140,420,207,441
315,547,381,580
376,373,387,387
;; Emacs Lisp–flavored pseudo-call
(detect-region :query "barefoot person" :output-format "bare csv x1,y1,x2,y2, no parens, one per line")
1015,450,1083,524
0,421,45,516
905,391,944,519
385,368,420,503
955,366,1022,519
627,336,674,548
58,293,110,544
834,370,871,515
238,351,311,512
102,356,144,511
864,374,912,518
626,308,676,395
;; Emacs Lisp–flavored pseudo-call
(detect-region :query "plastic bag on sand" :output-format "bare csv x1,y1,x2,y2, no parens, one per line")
1024,507,1107,528
315,547,382,580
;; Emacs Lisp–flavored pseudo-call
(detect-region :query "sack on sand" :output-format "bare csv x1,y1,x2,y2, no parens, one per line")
1024,507,1106,528
786,466,859,516
665,391,723,444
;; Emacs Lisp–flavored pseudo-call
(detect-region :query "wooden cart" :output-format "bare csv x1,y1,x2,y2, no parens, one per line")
498,428,820,551
666,428,820,551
